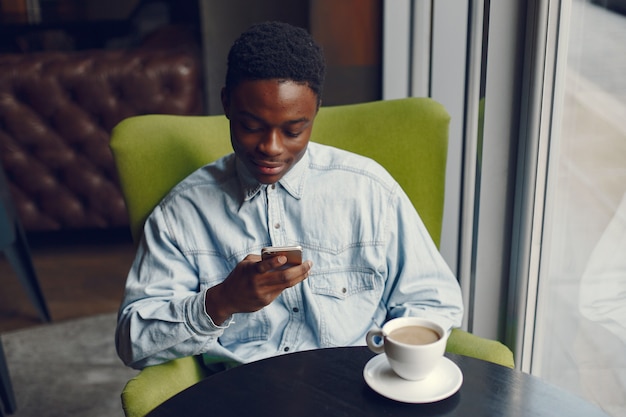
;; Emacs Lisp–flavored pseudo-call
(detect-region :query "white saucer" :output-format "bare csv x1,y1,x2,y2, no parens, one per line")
363,355,463,403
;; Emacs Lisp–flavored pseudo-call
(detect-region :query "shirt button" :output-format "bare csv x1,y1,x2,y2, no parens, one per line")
342,287,347,294
292,307,299,313
274,223,281,229
284,347,290,352
271,184,276,189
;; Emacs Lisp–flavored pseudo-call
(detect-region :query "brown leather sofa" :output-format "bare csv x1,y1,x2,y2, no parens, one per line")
0,46,204,232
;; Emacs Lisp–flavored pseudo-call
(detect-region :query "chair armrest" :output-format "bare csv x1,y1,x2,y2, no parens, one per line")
446,328,515,368
121,355,208,417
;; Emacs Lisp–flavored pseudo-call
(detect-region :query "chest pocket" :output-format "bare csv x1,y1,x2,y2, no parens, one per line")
307,268,382,347
309,269,377,297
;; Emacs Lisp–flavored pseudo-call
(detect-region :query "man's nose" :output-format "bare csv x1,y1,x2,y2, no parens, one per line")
258,129,283,155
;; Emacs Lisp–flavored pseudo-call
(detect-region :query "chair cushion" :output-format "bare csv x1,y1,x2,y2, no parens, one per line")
121,356,209,417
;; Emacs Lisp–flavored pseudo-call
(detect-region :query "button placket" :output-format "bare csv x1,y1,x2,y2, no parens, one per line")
266,183,286,246
278,287,303,354
266,183,302,353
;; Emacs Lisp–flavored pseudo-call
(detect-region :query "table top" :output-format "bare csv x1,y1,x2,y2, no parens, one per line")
147,346,609,417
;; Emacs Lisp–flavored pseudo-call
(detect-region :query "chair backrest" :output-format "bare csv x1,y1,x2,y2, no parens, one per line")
0,163,18,247
110,97,450,246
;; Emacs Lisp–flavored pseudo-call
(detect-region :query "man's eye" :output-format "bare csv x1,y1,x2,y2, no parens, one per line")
241,123,262,133
283,129,303,138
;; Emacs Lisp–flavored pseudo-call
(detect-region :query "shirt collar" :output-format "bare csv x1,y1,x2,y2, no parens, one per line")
236,148,309,202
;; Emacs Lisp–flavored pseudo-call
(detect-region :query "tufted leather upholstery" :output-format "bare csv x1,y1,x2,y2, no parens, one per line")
0,47,204,231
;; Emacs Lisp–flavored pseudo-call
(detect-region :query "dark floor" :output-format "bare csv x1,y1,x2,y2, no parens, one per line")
0,228,136,333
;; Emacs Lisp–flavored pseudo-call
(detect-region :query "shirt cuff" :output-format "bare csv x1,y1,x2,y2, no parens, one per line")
188,288,234,335
203,287,235,328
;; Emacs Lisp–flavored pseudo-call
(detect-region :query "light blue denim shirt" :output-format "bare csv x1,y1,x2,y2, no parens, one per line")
116,142,463,369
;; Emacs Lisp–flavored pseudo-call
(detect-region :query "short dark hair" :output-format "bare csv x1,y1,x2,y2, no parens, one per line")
225,21,326,103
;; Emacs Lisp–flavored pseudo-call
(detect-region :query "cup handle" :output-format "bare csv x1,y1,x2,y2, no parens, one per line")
366,329,385,354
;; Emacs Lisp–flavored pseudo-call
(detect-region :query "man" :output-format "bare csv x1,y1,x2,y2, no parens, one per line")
116,21,463,370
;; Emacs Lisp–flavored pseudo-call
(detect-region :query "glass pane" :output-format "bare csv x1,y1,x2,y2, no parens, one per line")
533,1,626,416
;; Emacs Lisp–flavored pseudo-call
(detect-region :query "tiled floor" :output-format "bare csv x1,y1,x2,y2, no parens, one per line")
534,2,626,416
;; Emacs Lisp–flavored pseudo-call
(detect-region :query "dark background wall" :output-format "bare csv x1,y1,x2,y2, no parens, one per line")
1,0,382,113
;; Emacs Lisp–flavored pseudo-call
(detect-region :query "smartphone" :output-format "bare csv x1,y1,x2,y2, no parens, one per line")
261,245,303,268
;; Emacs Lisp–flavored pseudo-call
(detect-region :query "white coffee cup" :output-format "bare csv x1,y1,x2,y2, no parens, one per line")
366,317,448,381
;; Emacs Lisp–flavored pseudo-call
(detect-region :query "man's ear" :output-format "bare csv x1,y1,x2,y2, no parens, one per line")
221,87,230,119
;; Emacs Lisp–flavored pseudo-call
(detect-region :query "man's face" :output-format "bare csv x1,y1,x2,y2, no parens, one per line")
222,79,319,184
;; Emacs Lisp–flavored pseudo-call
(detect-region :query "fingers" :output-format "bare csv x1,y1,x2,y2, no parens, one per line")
281,260,312,287
210,256,312,317
257,254,288,273
244,254,262,263
259,258,313,288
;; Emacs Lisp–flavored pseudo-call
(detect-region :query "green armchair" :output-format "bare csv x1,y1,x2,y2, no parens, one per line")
110,97,514,417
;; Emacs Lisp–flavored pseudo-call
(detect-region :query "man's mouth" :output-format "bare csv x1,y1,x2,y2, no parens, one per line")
252,160,285,176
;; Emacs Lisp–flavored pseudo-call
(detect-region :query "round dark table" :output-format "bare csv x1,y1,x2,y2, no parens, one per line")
146,346,609,417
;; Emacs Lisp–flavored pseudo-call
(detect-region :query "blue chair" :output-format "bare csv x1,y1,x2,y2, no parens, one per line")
1,163,51,415
0,165,50,323
0,341,16,416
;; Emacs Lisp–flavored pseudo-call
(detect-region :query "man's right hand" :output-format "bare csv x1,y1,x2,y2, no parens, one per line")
204,254,312,325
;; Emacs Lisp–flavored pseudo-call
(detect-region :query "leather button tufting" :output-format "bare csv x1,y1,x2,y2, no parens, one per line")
0,47,204,231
